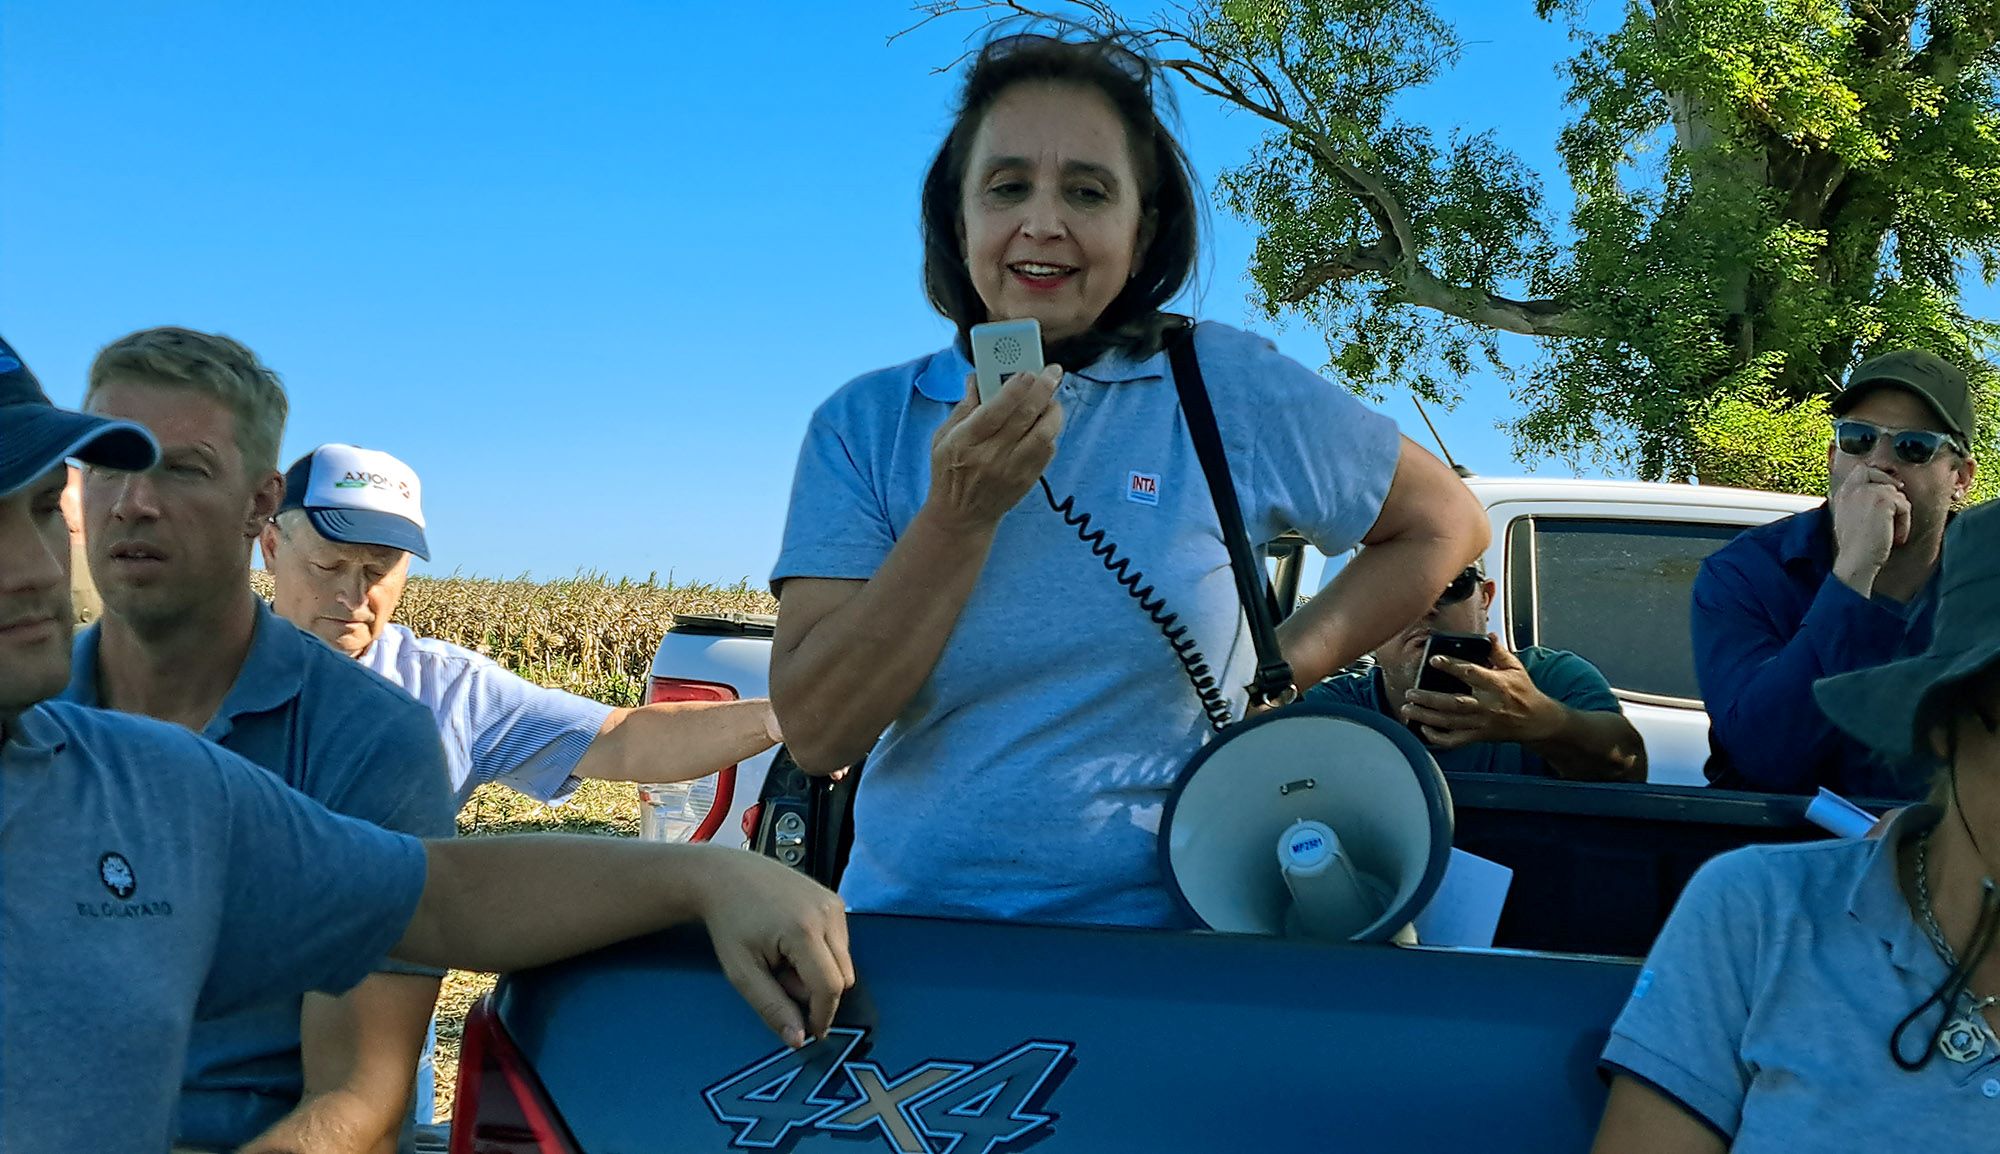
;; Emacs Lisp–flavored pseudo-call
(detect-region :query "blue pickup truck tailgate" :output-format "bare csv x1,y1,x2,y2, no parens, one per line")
492,912,1639,1153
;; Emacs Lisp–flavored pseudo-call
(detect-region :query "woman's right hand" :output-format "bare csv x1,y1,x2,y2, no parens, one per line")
926,366,1065,531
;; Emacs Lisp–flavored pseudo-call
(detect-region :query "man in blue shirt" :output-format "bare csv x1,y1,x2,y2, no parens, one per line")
1306,561,1646,780
0,334,856,1154
1693,349,1981,799
260,443,784,810
69,327,457,1154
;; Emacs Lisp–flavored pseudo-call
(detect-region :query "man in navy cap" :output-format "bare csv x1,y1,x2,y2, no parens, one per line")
1694,348,1983,798
0,332,854,1154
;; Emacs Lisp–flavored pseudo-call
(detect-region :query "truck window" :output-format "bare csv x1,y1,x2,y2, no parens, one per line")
1511,518,1746,703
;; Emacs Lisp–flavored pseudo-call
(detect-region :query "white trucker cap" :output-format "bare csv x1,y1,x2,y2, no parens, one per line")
277,443,429,561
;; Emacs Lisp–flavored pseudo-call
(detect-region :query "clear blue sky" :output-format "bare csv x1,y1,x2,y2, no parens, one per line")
4,2,1993,584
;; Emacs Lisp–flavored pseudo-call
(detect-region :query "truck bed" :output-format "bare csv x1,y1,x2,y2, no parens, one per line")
468,773,1874,1153
489,915,1639,1153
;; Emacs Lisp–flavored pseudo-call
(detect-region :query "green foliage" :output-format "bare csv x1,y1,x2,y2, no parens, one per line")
1531,0,2000,479
1688,377,2000,503
1689,386,1835,495
1025,0,2000,486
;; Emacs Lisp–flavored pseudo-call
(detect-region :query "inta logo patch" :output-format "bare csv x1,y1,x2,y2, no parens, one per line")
1126,471,1160,506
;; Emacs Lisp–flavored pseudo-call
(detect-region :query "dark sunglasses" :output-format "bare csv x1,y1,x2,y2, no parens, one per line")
1834,420,1964,466
1436,566,1483,608
982,32,1151,86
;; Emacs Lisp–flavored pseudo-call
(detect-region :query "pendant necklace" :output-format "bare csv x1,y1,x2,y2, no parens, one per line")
1915,831,2000,1064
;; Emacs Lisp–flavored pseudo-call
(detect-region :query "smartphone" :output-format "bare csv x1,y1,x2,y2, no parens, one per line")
1415,631,1494,697
969,318,1045,405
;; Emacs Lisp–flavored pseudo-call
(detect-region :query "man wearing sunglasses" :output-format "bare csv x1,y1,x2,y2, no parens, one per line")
1694,348,1981,798
1306,561,1647,781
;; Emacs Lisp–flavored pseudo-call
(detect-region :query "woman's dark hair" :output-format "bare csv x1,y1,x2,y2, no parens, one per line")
920,32,1200,360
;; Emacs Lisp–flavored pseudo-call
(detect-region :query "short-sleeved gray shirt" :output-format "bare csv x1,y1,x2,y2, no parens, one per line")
772,322,1402,928
62,599,456,1148
0,701,428,1154
1602,806,2000,1149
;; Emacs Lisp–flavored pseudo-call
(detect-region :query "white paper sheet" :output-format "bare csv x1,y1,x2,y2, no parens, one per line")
1413,848,1514,948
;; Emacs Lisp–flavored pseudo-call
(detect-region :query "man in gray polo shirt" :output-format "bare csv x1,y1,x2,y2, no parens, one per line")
66,327,455,1154
0,334,854,1154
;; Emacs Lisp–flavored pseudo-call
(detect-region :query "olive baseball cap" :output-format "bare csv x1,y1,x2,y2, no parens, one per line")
1831,349,1979,442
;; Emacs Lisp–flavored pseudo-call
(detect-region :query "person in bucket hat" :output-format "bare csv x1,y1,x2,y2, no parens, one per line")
1593,499,2000,1152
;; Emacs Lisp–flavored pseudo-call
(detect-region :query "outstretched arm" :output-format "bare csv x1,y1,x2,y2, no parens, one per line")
393,839,851,1049
575,698,782,784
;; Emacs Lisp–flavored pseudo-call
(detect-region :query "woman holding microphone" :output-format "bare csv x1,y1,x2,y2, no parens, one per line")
770,32,1486,929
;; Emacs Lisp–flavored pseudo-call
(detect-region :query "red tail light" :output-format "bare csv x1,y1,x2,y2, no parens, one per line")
643,676,739,843
449,995,579,1154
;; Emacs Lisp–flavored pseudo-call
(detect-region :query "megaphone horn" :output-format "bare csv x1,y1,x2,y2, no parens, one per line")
1160,701,1454,943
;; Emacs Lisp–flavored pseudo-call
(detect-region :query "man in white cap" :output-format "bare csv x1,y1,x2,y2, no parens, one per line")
263,443,784,811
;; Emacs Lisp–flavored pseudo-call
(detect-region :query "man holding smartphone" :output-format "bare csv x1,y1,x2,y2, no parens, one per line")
1305,561,1647,781
1693,349,1980,798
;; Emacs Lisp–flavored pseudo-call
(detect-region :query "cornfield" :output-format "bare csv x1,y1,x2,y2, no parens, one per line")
241,569,778,1115
249,569,775,705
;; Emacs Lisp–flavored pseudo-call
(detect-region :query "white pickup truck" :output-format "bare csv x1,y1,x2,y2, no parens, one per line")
634,476,1817,848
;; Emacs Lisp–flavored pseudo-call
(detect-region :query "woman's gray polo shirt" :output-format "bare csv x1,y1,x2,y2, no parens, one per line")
772,321,1402,929
1603,806,2000,1149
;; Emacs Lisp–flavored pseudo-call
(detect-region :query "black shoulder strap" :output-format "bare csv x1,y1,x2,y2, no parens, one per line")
1165,321,1297,708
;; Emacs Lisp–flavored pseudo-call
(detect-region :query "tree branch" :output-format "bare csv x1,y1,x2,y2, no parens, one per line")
1907,10,2000,91
1284,253,1584,335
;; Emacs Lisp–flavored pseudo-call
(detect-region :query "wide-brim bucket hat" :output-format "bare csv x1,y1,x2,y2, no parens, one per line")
1814,500,2000,760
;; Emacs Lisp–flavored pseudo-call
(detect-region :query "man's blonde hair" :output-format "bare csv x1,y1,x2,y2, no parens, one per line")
86,327,288,477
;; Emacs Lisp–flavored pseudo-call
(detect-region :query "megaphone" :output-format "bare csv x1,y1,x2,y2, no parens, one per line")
1161,701,1453,943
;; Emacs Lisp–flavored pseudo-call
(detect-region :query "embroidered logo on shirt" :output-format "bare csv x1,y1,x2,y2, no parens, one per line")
1127,471,1161,506
98,852,136,899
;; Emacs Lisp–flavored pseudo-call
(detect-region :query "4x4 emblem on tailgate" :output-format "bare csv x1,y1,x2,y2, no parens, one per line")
703,1028,1075,1154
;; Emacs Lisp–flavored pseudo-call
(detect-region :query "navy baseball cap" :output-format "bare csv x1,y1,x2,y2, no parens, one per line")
278,444,430,561
0,333,158,497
